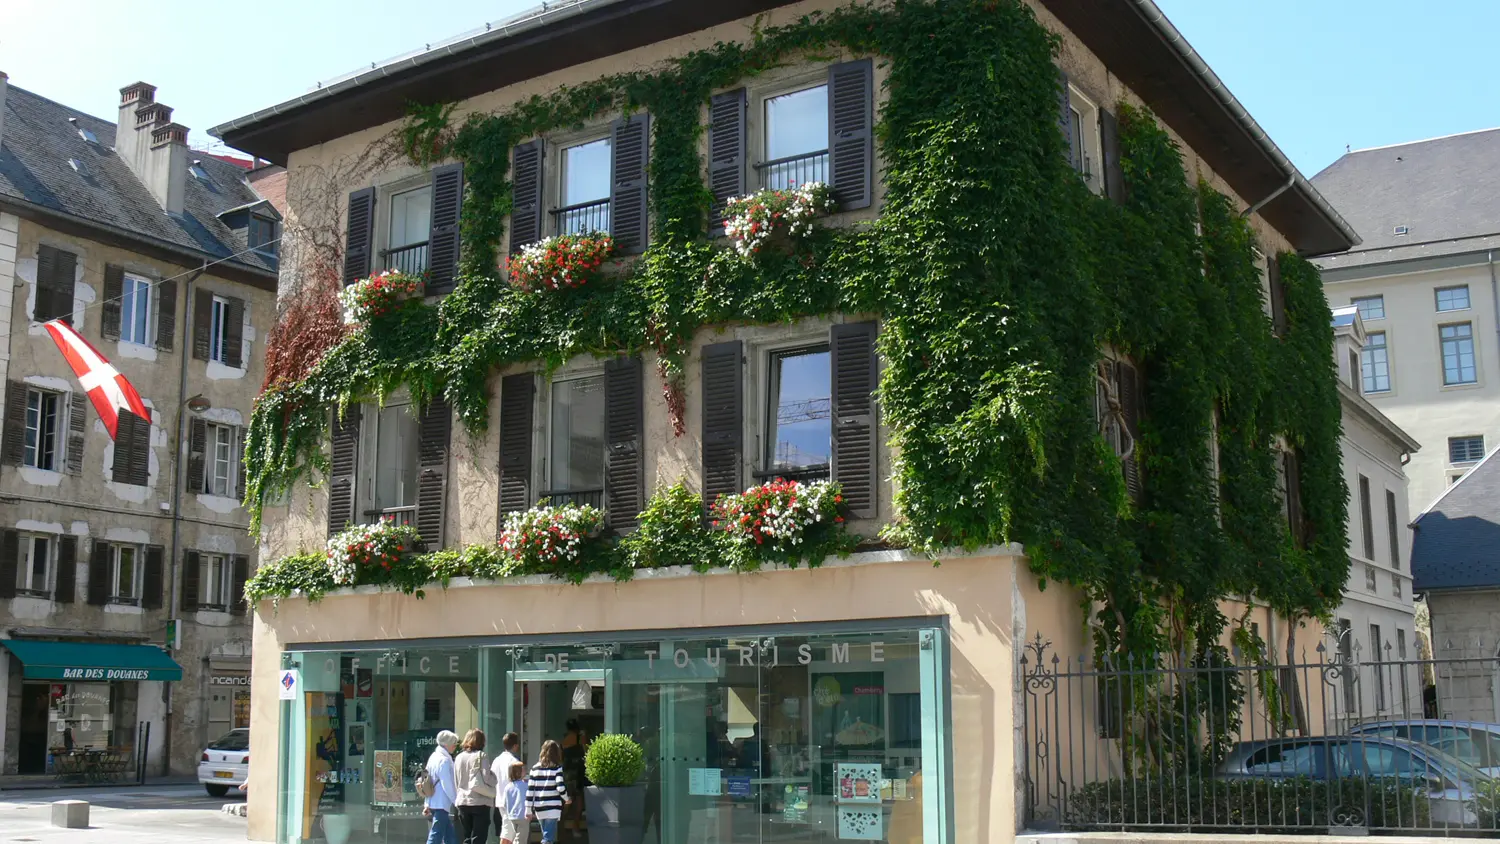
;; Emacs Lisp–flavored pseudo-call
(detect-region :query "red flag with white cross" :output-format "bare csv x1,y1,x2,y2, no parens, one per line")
43,318,149,439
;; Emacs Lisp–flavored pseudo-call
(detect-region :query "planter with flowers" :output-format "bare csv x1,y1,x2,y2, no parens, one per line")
508,233,616,292
722,182,837,257
325,518,424,586
499,500,608,581
338,270,425,325
712,478,854,568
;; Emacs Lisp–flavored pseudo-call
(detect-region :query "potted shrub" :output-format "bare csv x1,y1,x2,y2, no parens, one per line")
583,733,647,844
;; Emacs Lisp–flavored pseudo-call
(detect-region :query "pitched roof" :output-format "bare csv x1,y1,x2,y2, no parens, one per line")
0,84,277,279
1310,128,1500,270
1411,447,1500,591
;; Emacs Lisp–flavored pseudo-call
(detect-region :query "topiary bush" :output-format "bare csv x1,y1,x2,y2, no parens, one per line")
584,733,646,788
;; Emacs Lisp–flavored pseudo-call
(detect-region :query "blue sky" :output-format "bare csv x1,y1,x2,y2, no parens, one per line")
4,0,1499,175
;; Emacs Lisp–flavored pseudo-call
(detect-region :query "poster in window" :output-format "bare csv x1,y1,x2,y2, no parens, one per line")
348,725,366,757
373,750,404,805
836,762,881,804
355,668,373,698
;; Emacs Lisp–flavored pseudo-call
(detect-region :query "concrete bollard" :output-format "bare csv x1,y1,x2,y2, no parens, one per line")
51,799,89,828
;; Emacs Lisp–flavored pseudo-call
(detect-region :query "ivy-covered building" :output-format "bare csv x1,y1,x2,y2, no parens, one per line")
210,0,1359,841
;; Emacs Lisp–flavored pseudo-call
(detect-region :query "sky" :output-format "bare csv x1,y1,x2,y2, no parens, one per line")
4,0,1500,175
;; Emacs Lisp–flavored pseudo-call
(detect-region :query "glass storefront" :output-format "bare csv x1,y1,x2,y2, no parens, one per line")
277,624,948,843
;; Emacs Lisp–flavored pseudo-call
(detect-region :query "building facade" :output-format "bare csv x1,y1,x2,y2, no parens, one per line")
212,0,1357,841
0,75,279,776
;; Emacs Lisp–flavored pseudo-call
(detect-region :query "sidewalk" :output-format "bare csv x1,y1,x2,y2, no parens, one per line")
0,783,245,842
0,775,196,792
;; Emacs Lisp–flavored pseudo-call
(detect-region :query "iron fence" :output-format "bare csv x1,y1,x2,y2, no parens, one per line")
553,199,611,237
1020,633,1500,836
381,241,428,276
537,488,605,509
757,149,829,191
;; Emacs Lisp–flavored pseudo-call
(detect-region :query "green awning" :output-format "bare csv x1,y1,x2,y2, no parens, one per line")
0,639,183,682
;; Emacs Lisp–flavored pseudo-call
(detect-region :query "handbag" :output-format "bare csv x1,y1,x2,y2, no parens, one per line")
415,766,436,799
470,754,496,800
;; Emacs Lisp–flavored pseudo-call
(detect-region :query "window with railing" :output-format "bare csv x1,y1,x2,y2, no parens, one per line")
383,185,431,275
556,138,612,236
544,375,606,507
761,85,829,190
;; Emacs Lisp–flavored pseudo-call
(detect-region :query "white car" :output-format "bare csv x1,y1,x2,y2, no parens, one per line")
198,728,249,797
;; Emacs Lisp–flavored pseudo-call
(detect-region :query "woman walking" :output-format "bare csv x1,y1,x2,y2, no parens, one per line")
454,729,497,844
525,740,570,844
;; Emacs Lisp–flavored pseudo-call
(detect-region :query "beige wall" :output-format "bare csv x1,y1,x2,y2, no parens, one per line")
1427,588,1500,723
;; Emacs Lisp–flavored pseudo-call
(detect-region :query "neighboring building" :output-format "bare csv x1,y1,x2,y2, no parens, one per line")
211,1,1357,841
0,74,279,776
1329,306,1422,723
1411,449,1500,724
1312,129,1500,514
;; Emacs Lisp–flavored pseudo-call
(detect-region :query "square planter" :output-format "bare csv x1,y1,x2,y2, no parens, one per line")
585,784,646,844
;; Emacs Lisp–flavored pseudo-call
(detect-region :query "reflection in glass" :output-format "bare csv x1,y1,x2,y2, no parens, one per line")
389,187,432,249
550,376,606,493
767,348,832,474
766,86,829,160
374,405,420,512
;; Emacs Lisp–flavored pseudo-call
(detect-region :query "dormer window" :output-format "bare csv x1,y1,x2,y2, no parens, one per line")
189,162,211,181
69,117,98,145
249,215,279,257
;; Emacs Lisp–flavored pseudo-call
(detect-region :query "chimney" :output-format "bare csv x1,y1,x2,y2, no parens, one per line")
116,81,188,214
0,72,9,154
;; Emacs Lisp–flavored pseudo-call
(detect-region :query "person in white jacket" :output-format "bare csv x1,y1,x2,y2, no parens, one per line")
424,731,461,844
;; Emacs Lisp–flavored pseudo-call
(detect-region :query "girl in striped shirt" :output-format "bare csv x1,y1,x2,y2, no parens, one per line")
525,740,570,843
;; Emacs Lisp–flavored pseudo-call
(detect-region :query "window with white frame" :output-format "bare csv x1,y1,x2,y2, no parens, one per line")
1362,331,1390,393
23,388,61,471
762,84,829,190
200,553,232,609
112,544,140,602
385,185,431,274
548,374,606,499
1435,284,1470,312
1440,322,1477,385
209,295,232,364
558,139,612,235
764,345,832,478
370,403,419,519
1351,295,1385,321
204,423,237,497
1066,86,1101,188
17,533,53,596
1449,435,1485,464
119,274,153,345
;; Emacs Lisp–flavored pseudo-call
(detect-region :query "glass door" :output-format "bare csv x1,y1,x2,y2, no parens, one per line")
505,667,617,766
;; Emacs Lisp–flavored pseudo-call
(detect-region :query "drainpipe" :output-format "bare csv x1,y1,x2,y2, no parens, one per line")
1488,251,1499,368
1242,173,1296,220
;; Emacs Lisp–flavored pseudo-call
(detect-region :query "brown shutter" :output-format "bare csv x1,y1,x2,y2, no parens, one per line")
230,555,250,616
113,410,150,486
498,373,536,518
101,264,124,340
343,187,376,285
510,140,545,255
708,89,747,236
415,399,452,550
1268,253,1287,337
604,356,645,530
1100,108,1125,204
155,278,177,351
35,245,76,324
1056,68,1077,168
610,114,651,254
142,545,164,610
828,60,874,211
65,391,86,476
223,296,245,368
188,417,207,494
1117,360,1144,502
111,410,133,483
180,550,200,613
327,407,361,537
427,163,464,293
701,340,744,506
3,380,27,465
192,288,213,360
0,530,17,600
87,540,110,606
235,427,246,503
1284,450,1306,548
55,536,76,604
830,322,879,519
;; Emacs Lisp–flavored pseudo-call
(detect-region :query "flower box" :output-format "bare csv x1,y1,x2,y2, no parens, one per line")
325,519,423,586
712,478,845,556
723,182,836,257
499,500,606,575
508,233,616,292
338,271,424,325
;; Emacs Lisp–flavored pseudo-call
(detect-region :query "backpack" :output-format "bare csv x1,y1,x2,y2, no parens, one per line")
415,765,436,799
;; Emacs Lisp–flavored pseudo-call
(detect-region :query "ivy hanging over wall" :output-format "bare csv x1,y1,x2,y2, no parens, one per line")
244,0,1348,665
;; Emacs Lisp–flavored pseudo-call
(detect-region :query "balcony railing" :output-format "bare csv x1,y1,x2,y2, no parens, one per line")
364,505,416,527
752,464,831,485
381,241,428,276
537,488,605,509
757,150,829,191
553,199,611,237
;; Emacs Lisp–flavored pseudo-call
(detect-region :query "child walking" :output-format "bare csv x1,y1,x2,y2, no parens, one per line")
499,761,529,844
525,740,569,844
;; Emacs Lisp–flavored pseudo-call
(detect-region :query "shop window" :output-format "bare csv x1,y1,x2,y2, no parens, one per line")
558,138,612,235
17,533,53,597
205,423,238,497
200,554,232,610
112,544,141,603
547,374,606,505
119,274,153,346
762,345,832,481
762,84,829,189
24,388,61,470
369,403,419,523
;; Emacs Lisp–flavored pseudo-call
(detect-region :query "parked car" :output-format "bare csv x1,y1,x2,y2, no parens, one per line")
198,728,249,797
1349,719,1500,778
1215,735,1490,827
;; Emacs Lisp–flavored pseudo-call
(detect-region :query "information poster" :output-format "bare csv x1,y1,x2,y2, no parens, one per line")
836,763,881,804
373,750,405,805
687,767,722,796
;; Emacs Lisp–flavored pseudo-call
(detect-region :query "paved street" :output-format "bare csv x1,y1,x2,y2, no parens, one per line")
0,784,245,843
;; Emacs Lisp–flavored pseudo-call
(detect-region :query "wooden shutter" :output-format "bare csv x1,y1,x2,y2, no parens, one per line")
180,550,200,613
55,536,76,604
35,245,75,324
830,322,879,519
1100,108,1125,204
416,399,453,550
87,541,110,606
156,278,177,351
1284,450,1306,548
0,530,17,600
101,264,124,340
828,60,874,211
223,296,245,368
113,410,150,486
235,428,246,503
708,89,747,236
142,545,164,610
192,288,213,360
610,114,651,254
327,407,361,537
188,416,207,494
510,140,545,255
1057,69,1077,169
427,163,464,293
498,373,536,518
230,555,250,616
343,187,376,285
65,391,86,476
2,380,26,465
1267,253,1287,336
701,340,744,506
1117,360,1144,502
604,356,645,530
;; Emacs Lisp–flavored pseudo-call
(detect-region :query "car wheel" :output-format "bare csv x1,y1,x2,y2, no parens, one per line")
205,784,231,797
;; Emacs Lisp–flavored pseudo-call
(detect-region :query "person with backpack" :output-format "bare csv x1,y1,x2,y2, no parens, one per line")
419,730,460,844
525,740,570,844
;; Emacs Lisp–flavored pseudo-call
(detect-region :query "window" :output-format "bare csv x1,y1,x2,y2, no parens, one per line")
205,424,237,497
1386,489,1401,570
17,534,53,596
548,375,606,499
762,85,829,190
559,139,612,235
1440,322,1477,385
1361,331,1390,393
1365,563,1378,591
385,185,431,274
1244,742,1321,777
372,403,419,517
1435,285,1470,312
765,346,832,478
1370,624,1385,709
23,388,60,470
1449,435,1485,464
248,216,279,257
1397,629,1407,659
119,274,153,346
1069,105,1086,174
209,295,232,364
1358,475,1374,560
189,162,211,181
200,554,232,610
1352,295,1385,321
112,544,140,602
